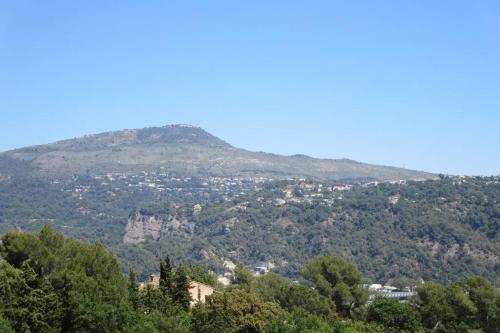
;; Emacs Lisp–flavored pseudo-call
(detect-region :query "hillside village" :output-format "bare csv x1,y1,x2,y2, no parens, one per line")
68,170,415,209
59,170,412,206
60,171,275,204
46,170,499,211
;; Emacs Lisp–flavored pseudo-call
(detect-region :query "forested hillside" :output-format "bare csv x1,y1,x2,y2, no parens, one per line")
118,176,499,285
0,228,498,333
1,171,496,286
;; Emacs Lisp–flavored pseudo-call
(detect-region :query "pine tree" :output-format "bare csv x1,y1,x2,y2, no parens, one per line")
159,255,173,296
172,267,191,310
128,268,139,310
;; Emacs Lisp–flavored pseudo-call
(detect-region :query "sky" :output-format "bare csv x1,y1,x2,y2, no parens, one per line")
1,1,499,175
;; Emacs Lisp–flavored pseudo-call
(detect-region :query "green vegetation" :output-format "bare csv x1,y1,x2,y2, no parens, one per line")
120,176,499,285
303,255,367,318
1,175,498,285
367,297,422,332
0,226,130,332
1,227,497,332
414,277,500,333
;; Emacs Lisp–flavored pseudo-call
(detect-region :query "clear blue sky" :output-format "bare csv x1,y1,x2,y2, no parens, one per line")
1,1,499,175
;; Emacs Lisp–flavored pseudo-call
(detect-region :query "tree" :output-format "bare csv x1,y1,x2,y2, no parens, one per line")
466,276,500,333
128,268,139,310
134,286,192,333
185,263,220,289
414,282,450,331
0,315,14,333
159,255,173,296
367,297,422,332
0,226,134,333
172,267,191,310
193,289,282,333
191,303,211,333
303,255,367,318
138,285,173,315
0,260,62,332
234,263,254,287
484,296,500,333
414,281,476,333
253,273,336,321
266,308,333,333
332,320,384,333
144,309,191,333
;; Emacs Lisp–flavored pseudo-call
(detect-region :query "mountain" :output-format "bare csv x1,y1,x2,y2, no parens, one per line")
0,124,435,182
6,124,496,286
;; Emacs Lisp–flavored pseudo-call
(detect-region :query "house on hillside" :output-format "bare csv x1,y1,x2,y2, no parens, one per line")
138,273,160,289
253,261,273,275
189,281,215,306
139,273,216,306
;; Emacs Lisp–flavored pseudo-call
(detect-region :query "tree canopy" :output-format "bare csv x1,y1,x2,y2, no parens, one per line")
0,227,497,332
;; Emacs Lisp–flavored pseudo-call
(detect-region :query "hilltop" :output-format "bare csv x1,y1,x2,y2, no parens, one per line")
0,124,435,182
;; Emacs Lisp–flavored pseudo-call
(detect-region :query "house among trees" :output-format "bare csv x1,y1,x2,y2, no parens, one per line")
253,261,273,275
140,273,215,306
366,283,416,302
188,280,216,306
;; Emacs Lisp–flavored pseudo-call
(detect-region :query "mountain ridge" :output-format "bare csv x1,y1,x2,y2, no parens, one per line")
0,124,436,182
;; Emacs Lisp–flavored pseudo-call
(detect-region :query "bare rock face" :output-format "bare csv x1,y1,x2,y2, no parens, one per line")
123,210,163,244
123,209,195,244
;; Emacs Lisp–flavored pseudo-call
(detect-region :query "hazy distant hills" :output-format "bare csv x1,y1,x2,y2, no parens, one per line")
0,124,435,181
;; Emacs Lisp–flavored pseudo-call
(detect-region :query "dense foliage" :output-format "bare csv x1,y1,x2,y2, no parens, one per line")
0,226,130,332
121,176,499,285
1,175,498,285
0,227,498,332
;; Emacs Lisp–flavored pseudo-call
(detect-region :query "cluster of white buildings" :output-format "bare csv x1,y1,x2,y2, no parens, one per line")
366,283,416,302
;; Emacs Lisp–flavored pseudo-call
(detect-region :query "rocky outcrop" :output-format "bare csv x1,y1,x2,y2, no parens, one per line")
123,210,163,244
123,209,195,244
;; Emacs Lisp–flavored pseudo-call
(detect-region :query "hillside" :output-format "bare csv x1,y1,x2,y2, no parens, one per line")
1,125,496,286
116,176,499,285
1,169,497,285
0,124,435,182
